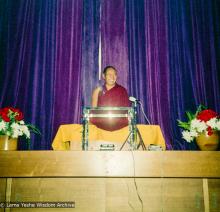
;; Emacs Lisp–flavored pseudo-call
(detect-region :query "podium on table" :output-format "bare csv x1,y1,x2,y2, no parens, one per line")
52,107,166,151
82,106,144,150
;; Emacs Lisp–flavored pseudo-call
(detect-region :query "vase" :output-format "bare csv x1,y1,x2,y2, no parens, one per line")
196,131,219,151
0,135,18,150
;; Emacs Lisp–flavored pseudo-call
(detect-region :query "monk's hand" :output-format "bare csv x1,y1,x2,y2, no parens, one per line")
95,86,102,93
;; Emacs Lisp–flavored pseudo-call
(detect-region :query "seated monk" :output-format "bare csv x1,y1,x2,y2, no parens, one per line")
91,66,131,131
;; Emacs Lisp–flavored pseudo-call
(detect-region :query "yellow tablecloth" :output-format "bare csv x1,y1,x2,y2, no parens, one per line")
52,124,166,150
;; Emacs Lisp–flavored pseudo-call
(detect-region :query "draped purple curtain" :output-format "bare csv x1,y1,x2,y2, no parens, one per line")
52,0,83,143
81,0,100,106
0,0,83,149
167,0,220,149
125,0,172,149
0,0,219,150
0,0,58,149
101,0,129,88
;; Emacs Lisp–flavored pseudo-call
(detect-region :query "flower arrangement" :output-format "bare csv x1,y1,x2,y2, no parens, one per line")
0,107,40,140
178,105,220,142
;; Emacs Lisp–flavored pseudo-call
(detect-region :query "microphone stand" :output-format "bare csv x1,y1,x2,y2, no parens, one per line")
120,101,146,150
120,130,132,150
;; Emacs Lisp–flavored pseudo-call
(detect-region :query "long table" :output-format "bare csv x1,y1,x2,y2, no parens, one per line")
0,151,220,211
52,124,166,150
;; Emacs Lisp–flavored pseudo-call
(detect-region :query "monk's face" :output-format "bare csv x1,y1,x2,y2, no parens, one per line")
103,68,117,87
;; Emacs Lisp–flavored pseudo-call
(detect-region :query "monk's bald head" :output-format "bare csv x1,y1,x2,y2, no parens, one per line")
103,66,117,76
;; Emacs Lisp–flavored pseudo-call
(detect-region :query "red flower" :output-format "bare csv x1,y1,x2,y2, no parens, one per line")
8,107,17,113
14,109,24,121
0,108,8,114
0,107,24,122
0,113,10,122
0,108,10,122
197,109,217,122
207,126,213,136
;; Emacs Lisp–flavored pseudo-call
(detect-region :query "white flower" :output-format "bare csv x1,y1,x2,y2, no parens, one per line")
19,120,25,125
12,130,19,138
190,119,207,133
11,123,23,138
20,125,30,138
189,130,198,138
182,131,194,142
215,120,220,130
11,123,20,131
0,121,6,131
207,117,217,128
12,129,23,138
206,117,220,131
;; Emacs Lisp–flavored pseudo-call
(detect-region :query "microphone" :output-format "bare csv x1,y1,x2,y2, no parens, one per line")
129,96,151,124
129,96,140,103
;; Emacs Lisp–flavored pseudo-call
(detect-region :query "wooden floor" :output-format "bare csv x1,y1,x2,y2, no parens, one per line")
0,151,220,211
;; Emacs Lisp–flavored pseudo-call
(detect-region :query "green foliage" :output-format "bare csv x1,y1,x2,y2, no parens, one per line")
177,104,207,130
177,120,190,130
27,124,41,135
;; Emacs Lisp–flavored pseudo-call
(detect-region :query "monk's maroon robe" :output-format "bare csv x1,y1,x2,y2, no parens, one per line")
91,83,131,131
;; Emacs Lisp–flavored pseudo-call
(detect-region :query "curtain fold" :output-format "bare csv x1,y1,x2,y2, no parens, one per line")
167,0,220,149
81,0,100,106
125,0,172,149
101,0,129,88
0,0,83,149
51,0,83,150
